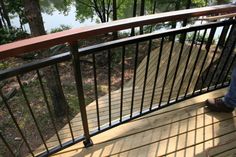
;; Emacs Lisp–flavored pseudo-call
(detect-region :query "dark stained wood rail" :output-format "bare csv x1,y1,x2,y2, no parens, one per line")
0,4,236,60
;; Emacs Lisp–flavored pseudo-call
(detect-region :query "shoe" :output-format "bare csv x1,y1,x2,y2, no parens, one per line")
205,98,234,113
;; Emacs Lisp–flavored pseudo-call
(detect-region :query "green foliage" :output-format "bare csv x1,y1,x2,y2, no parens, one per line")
74,0,209,23
74,0,114,23
3,0,28,25
0,61,9,70
191,0,207,7
40,0,73,15
0,28,29,45
50,24,71,33
117,0,134,19
74,1,94,23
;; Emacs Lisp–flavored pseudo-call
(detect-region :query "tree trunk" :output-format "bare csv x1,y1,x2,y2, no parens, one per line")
112,0,118,39
140,0,145,34
112,0,117,21
19,14,24,31
23,0,46,36
23,0,68,117
93,0,105,23
0,9,7,28
44,66,68,117
101,0,106,22
131,0,137,36
0,18,3,29
0,0,11,28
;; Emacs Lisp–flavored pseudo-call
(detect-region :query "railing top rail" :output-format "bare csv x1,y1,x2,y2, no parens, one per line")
1,19,235,81
0,4,236,60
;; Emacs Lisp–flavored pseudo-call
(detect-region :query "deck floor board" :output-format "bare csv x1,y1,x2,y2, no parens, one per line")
51,88,236,157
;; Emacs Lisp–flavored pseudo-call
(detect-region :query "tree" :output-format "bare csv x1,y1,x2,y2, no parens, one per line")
0,0,10,27
75,0,126,23
75,0,111,23
0,0,11,29
139,0,145,34
23,0,46,36
112,0,118,38
0,18,3,28
6,0,28,31
23,0,68,117
40,0,73,15
130,0,137,36
0,12,6,28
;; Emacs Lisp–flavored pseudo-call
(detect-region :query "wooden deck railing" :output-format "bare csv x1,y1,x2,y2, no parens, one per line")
0,4,236,157
0,4,236,59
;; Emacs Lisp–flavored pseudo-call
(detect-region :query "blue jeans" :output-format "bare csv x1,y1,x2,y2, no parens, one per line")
224,67,236,108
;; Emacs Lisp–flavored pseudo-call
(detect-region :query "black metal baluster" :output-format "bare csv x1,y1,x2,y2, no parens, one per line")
221,54,236,85
207,24,235,90
192,28,216,95
150,37,164,110
206,27,216,51
199,26,226,92
167,33,186,103
159,35,175,107
54,64,75,141
120,46,125,121
108,49,112,126
214,31,236,88
0,89,34,157
16,75,49,153
140,39,152,113
92,54,100,130
0,131,15,156
130,43,139,118
69,42,93,147
36,70,62,146
184,29,207,97
176,30,197,100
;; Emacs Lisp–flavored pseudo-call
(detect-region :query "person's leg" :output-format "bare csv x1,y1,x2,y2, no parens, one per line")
224,67,236,108
205,67,236,112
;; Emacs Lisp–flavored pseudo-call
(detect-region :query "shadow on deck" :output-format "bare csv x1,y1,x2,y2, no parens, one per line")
51,88,236,157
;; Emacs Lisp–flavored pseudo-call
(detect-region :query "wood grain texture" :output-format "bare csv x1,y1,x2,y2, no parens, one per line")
51,88,236,157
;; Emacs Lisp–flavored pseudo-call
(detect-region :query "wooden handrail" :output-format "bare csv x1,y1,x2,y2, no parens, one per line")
198,12,236,21
0,4,236,60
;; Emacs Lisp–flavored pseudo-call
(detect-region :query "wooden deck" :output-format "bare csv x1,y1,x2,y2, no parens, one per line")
35,41,224,156
51,88,236,157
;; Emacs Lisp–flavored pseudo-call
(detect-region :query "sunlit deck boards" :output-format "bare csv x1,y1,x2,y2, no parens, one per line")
35,41,221,155
51,88,236,157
